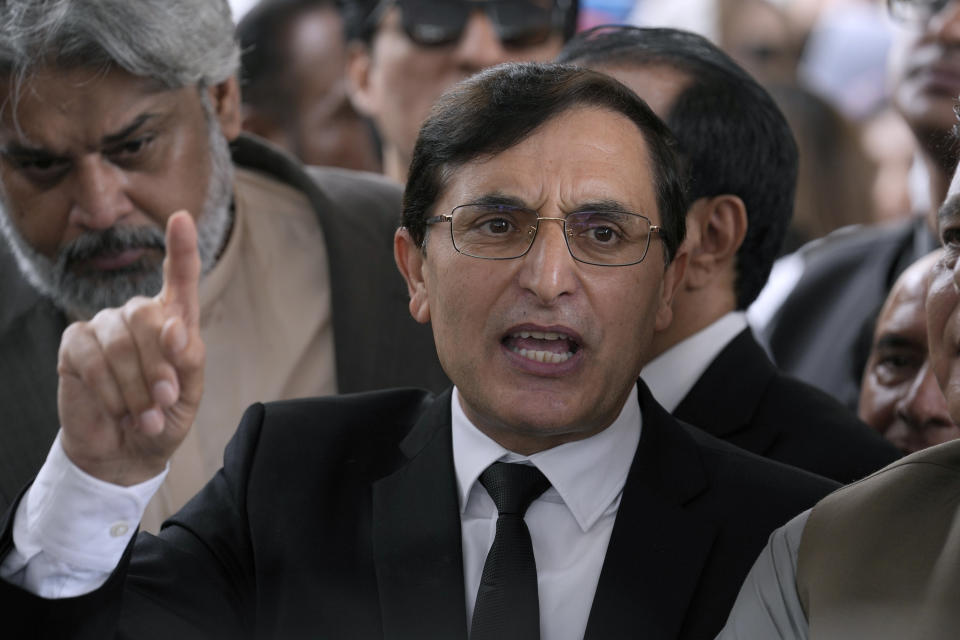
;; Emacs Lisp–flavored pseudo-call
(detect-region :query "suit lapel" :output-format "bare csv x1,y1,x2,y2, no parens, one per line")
674,329,779,450
372,389,468,640
585,382,717,640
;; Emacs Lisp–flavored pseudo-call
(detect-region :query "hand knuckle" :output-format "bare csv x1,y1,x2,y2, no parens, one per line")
102,332,134,360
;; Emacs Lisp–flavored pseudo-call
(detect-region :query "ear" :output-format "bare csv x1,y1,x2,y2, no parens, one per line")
654,246,688,332
394,227,431,324
683,195,747,290
207,76,243,141
345,42,378,118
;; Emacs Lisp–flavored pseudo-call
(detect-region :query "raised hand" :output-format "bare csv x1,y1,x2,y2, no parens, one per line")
57,211,206,486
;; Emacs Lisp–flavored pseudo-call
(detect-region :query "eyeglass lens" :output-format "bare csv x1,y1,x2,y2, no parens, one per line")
889,0,952,23
449,204,654,266
398,0,557,48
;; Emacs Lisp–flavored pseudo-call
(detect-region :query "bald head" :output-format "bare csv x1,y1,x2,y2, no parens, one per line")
859,250,960,454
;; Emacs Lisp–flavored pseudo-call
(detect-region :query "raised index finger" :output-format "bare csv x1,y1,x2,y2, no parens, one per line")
158,210,201,330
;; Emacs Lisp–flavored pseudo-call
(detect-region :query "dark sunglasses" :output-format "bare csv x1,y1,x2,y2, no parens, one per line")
888,0,953,24
371,0,568,48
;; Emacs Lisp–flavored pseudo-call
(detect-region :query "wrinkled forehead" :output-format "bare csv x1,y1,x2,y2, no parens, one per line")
434,107,657,214
880,250,944,333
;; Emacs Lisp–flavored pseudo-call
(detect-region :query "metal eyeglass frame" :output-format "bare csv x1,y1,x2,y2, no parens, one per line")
424,205,663,267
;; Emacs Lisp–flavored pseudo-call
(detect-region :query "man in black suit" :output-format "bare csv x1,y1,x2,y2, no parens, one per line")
754,0,960,411
0,63,836,639
559,26,900,484
0,0,447,525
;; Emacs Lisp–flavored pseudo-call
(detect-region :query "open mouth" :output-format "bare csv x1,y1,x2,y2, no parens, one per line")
502,329,581,364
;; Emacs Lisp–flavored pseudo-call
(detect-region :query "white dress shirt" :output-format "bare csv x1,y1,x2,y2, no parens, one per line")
2,386,642,639
641,311,748,412
453,386,641,639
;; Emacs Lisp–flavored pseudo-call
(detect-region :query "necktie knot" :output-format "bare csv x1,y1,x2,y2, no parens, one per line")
479,462,550,516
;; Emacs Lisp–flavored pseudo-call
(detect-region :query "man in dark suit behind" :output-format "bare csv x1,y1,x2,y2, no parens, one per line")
559,26,901,484
753,0,960,411
0,61,836,639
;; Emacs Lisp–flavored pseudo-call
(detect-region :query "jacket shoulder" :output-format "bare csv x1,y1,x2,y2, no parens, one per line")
304,166,402,224
681,423,839,512
754,373,901,480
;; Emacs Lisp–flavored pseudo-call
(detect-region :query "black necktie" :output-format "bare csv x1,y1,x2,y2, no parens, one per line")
471,462,551,640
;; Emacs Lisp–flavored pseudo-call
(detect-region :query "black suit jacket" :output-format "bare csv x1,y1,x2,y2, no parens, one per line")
674,329,900,484
0,134,448,514
0,383,837,639
761,217,938,410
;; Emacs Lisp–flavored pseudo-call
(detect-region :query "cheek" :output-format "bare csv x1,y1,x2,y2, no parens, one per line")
858,380,898,434
132,137,213,226
0,176,70,256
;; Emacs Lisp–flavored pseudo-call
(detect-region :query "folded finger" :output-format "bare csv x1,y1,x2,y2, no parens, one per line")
123,297,180,411
90,306,155,421
59,322,127,419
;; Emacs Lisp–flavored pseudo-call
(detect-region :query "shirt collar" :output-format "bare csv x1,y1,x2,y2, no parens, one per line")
641,311,748,412
451,385,641,532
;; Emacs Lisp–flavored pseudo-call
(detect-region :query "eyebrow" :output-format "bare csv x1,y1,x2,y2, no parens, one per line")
467,193,529,208
874,334,924,351
1,112,158,158
571,199,638,215
464,194,639,216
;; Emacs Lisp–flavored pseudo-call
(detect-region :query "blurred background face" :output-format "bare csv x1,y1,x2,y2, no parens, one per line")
239,3,381,171
281,5,381,170
859,251,960,453
888,0,960,162
348,0,567,182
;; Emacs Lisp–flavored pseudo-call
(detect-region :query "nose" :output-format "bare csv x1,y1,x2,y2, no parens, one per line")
452,10,510,72
516,218,579,304
895,361,953,439
927,0,960,43
67,155,133,230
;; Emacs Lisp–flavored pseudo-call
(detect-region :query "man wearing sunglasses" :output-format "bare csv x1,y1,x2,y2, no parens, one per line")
756,0,960,411
342,0,578,183
0,63,835,639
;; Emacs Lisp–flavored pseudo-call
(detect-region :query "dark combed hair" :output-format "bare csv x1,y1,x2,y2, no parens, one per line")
402,62,687,264
558,26,799,309
236,0,337,116
342,0,580,45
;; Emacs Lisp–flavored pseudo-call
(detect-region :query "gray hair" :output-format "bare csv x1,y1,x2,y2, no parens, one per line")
0,0,240,111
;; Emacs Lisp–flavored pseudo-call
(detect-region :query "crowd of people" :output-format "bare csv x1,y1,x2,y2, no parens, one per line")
2,0,960,638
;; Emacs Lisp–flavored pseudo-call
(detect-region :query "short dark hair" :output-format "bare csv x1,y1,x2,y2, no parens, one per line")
236,0,338,117
342,0,579,45
402,62,687,264
558,26,798,309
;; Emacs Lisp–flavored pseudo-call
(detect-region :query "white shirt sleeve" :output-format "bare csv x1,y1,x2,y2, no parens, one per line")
715,510,811,640
0,432,167,598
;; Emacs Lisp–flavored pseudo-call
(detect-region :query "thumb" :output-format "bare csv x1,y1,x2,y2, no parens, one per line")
158,211,201,330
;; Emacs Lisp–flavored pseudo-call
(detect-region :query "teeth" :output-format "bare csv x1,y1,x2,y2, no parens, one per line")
511,331,568,340
511,347,574,363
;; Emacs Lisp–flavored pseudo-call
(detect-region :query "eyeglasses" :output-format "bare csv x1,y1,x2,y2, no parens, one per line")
369,0,568,48
888,0,953,24
425,203,662,267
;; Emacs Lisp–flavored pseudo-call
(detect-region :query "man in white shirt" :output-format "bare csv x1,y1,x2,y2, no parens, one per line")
558,26,900,484
0,63,836,639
